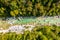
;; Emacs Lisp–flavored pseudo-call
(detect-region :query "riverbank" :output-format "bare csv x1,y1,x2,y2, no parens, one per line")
0,25,60,40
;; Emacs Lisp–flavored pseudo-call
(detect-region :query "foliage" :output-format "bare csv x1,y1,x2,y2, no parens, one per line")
0,0,60,17
0,25,60,40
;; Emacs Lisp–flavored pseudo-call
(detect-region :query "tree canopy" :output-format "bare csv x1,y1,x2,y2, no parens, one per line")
0,0,60,17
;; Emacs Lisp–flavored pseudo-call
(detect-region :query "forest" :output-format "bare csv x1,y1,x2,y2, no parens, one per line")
0,0,60,17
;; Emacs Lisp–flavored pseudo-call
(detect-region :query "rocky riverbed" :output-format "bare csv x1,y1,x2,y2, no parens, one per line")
0,25,35,34
0,16,60,34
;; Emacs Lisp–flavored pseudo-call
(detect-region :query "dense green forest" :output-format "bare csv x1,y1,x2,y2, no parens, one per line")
0,0,60,17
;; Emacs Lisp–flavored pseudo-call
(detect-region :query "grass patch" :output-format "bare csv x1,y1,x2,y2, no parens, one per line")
0,20,11,29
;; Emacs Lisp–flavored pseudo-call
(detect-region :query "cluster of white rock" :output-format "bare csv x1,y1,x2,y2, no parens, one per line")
0,25,35,34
